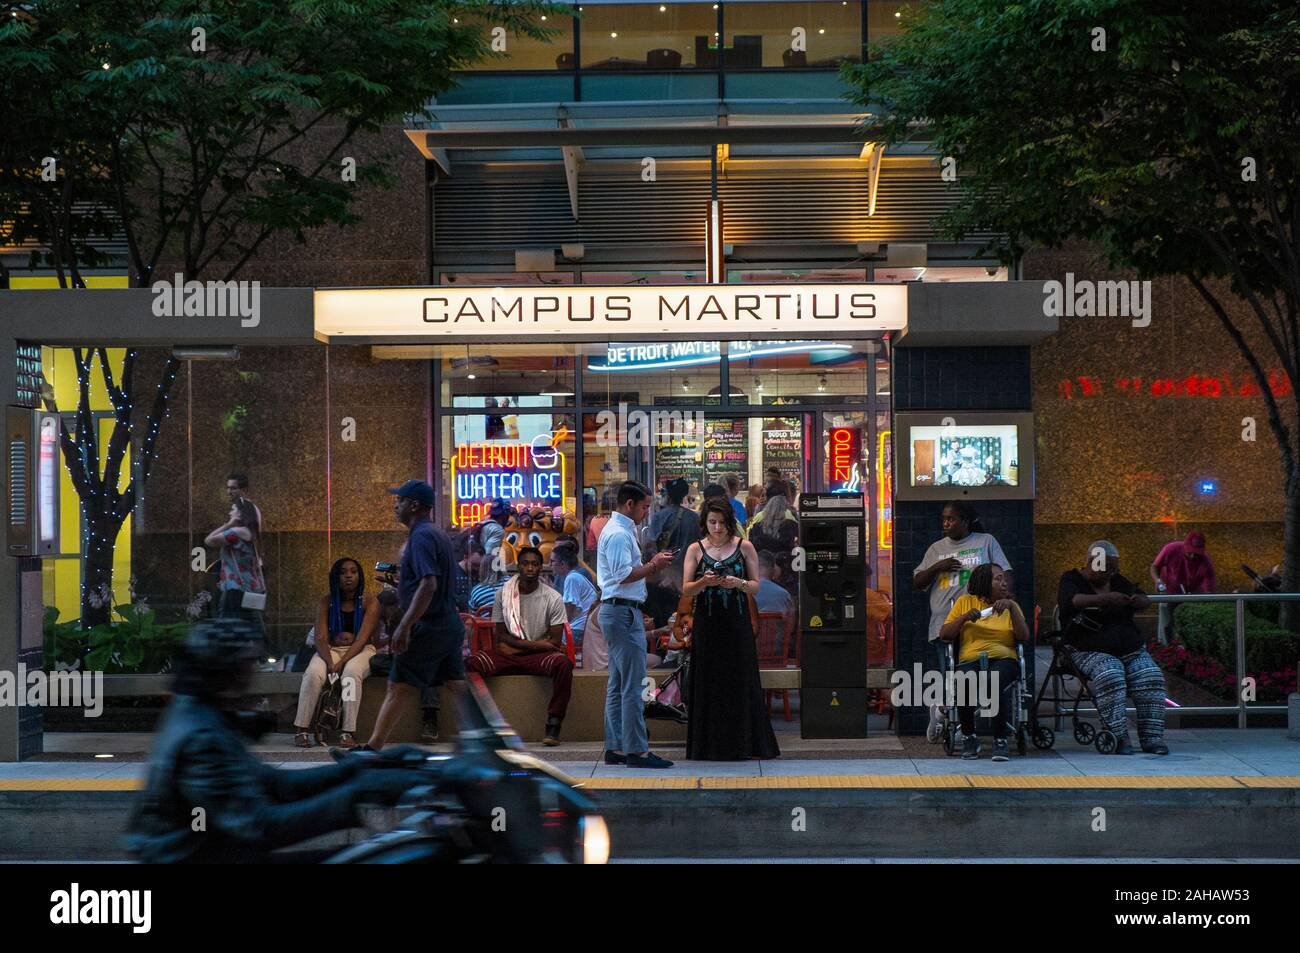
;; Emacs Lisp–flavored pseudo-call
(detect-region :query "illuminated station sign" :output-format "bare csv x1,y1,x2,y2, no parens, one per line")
450,432,567,527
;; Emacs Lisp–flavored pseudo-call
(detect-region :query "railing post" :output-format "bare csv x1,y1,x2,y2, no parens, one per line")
1235,597,1247,730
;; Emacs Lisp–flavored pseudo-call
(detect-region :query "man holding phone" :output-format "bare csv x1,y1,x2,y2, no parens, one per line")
598,481,676,768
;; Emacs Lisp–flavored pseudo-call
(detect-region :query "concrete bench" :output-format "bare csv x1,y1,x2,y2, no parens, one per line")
94,668,896,743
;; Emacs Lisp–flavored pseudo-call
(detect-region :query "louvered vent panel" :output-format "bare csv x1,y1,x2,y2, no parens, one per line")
433,164,1004,250
435,170,577,249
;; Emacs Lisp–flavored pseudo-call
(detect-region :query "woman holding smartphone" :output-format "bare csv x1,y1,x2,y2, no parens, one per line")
680,500,780,761
939,563,1030,761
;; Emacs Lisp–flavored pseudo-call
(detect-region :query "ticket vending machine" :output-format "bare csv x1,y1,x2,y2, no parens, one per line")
798,492,868,738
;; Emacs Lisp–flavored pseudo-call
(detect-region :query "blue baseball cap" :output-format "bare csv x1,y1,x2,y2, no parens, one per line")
388,479,435,507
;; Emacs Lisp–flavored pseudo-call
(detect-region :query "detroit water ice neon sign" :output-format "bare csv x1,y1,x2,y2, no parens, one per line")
450,431,567,527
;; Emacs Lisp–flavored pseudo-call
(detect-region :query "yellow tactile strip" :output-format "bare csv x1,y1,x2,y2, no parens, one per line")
1236,776,1300,788
0,779,143,791
1,775,1297,793
573,775,1300,791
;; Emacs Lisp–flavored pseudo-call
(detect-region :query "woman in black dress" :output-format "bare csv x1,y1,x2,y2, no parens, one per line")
682,499,780,761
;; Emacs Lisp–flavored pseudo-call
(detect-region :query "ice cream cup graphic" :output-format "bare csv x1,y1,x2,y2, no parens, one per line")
531,431,562,470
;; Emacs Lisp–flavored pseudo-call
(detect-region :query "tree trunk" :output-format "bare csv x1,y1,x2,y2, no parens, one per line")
1279,470,1300,632
80,515,123,629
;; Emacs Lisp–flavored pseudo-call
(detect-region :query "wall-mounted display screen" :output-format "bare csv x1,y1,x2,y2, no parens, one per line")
893,412,1035,501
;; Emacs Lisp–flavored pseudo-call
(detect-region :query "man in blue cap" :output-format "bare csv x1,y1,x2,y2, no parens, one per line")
363,480,465,751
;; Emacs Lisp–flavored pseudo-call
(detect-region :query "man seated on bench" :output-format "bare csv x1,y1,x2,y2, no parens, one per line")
467,546,573,747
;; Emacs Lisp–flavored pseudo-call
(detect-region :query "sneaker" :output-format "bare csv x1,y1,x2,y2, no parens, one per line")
961,736,981,760
1141,740,1169,755
420,709,439,743
626,752,674,769
991,738,1010,762
927,704,944,743
604,749,627,765
543,717,562,747
1114,737,1135,755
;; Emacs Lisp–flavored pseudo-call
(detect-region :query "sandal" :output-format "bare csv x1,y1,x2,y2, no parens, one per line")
293,731,315,748
336,732,359,750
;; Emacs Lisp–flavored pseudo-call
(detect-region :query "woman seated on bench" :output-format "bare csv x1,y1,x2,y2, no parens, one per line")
292,557,380,748
939,563,1030,761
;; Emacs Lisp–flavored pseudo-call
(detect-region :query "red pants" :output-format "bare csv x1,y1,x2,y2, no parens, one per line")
466,648,573,720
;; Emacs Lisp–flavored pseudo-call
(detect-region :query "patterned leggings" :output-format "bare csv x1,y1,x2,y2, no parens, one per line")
1069,648,1166,743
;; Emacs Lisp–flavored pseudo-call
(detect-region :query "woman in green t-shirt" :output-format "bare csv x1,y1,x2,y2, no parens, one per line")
939,564,1031,761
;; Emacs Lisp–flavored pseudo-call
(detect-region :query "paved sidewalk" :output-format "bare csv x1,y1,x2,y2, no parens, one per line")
4,729,1296,789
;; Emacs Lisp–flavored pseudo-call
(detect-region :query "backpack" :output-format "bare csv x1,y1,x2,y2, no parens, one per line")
654,506,686,553
313,675,344,738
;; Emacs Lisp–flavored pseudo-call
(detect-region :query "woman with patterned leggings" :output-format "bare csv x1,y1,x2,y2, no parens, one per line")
1056,540,1169,755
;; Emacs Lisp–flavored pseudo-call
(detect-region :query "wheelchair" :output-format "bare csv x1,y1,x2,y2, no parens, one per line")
939,640,1033,757
1026,607,1120,755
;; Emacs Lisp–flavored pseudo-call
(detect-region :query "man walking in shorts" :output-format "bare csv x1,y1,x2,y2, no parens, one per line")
364,480,465,751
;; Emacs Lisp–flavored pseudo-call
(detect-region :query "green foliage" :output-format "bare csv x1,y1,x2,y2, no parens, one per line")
845,1,1300,294
1,0,565,284
43,602,193,674
844,1,1300,614
1173,602,1299,674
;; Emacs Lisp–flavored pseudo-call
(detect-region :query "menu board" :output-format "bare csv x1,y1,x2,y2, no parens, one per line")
762,416,802,485
701,418,747,483
654,434,701,486
654,417,748,489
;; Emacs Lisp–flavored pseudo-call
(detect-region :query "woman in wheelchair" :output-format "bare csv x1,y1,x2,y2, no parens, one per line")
1056,540,1168,755
939,564,1031,760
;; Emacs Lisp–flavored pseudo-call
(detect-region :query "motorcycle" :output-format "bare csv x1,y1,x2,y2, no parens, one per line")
325,673,609,864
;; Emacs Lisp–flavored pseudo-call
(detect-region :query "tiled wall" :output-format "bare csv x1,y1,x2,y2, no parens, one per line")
892,346,1035,734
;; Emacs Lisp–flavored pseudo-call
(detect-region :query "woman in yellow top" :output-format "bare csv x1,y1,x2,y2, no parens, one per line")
939,563,1030,761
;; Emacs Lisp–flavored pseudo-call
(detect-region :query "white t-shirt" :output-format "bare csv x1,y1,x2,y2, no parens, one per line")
561,572,598,633
913,532,1010,642
491,583,567,641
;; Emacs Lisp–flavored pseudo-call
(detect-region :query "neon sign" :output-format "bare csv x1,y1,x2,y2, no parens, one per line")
450,430,567,527
587,340,853,372
878,430,892,550
829,426,862,493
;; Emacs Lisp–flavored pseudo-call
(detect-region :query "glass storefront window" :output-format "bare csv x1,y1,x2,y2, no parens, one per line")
868,0,916,51
441,345,578,409
730,340,877,404
726,2,862,69
40,346,353,671
463,15,573,70
438,413,579,569
580,3,717,70
581,340,721,407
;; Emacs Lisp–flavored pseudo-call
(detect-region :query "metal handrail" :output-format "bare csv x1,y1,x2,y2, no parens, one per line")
1127,592,1299,728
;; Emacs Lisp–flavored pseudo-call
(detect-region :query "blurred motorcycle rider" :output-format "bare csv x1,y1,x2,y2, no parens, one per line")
124,616,423,863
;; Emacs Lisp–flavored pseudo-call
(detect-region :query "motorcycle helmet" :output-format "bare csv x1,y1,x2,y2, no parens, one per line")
171,615,266,698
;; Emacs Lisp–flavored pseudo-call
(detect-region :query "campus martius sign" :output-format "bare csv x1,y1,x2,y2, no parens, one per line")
313,284,906,341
